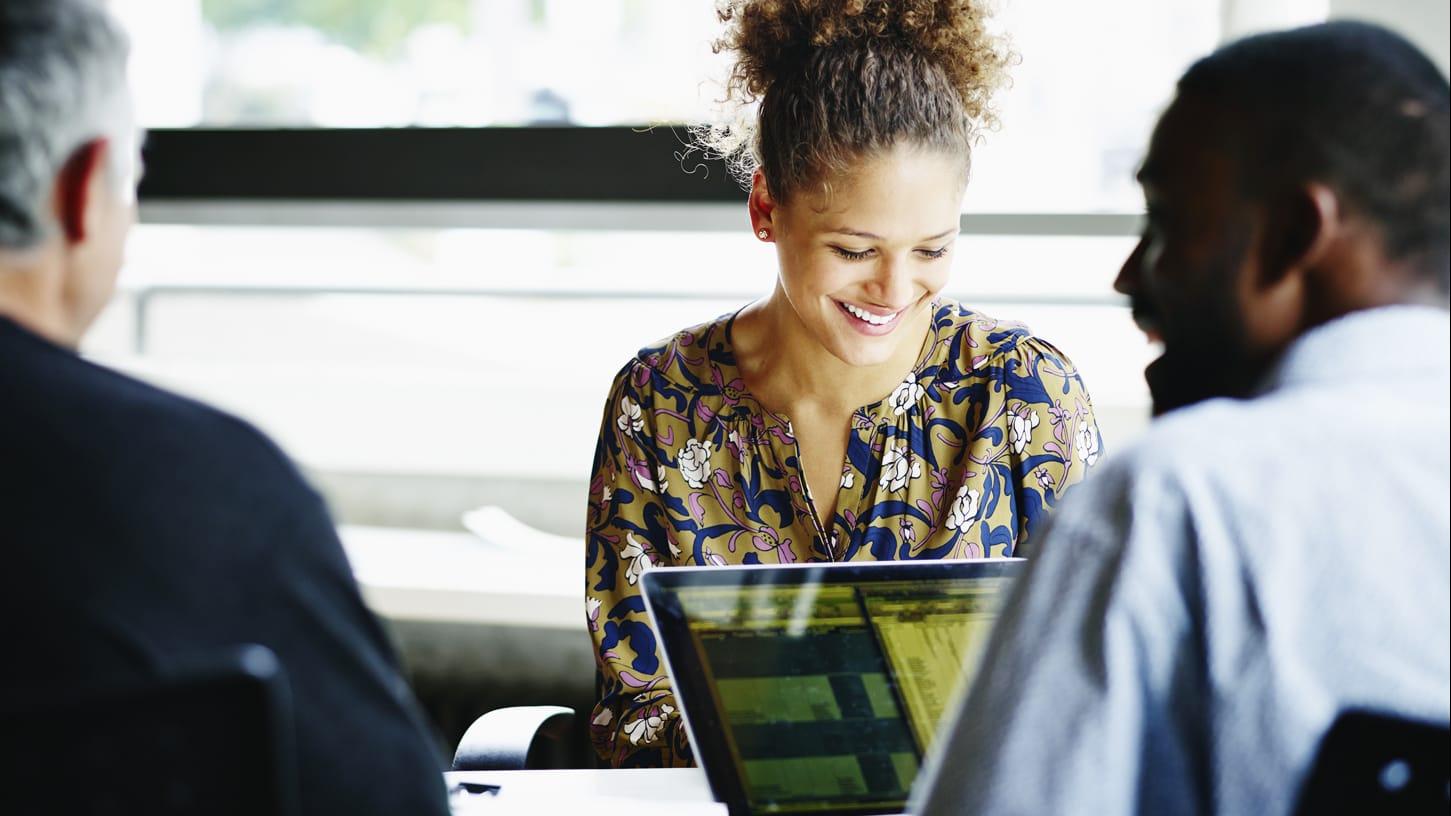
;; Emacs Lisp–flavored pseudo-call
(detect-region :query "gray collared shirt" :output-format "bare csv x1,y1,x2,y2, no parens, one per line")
913,305,1451,816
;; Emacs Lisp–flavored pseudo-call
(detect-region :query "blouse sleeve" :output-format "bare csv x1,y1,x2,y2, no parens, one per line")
584,362,693,767
998,336,1103,556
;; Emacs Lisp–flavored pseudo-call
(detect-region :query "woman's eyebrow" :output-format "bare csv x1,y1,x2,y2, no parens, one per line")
826,227,882,240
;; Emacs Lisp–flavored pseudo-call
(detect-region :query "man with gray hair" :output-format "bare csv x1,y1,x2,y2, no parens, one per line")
0,3,450,812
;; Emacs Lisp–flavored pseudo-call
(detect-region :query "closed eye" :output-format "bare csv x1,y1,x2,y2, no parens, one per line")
830,246,875,261
916,245,951,260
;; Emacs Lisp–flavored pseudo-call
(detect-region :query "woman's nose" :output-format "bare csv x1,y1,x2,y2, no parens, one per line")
863,257,915,307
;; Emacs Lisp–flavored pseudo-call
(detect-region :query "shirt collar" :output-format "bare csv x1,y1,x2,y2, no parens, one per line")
0,314,77,356
1261,304,1450,391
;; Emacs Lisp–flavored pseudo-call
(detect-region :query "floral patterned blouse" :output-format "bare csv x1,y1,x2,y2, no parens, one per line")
585,299,1102,767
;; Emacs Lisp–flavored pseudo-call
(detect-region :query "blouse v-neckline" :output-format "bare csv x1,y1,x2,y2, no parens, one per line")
713,304,945,552
716,302,945,429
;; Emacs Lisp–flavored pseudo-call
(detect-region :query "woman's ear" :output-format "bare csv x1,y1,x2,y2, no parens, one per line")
748,170,777,238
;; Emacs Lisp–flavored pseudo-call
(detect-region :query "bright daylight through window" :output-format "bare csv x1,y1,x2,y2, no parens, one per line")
95,0,1300,536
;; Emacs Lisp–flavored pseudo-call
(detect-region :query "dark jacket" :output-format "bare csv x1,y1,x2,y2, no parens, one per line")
0,316,450,815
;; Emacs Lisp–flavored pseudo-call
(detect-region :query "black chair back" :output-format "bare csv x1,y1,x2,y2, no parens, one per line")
0,644,297,816
1294,709,1450,815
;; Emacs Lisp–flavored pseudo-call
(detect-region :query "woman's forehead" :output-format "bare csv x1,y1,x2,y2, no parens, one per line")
789,148,966,236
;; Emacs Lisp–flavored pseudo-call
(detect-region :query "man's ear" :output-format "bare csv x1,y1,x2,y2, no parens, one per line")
748,170,777,234
52,138,110,244
1256,182,1341,289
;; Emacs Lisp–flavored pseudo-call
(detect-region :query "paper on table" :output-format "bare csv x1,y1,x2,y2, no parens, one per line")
460,505,578,553
450,791,728,816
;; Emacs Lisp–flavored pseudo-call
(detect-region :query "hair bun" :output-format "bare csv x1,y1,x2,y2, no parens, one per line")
716,0,1010,124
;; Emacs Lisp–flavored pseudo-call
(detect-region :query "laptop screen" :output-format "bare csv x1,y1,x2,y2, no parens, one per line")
644,561,1020,816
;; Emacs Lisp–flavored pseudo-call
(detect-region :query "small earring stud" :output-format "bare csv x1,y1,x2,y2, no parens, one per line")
757,229,769,240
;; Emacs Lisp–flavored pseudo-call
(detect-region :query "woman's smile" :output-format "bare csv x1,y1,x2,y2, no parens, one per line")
835,299,906,335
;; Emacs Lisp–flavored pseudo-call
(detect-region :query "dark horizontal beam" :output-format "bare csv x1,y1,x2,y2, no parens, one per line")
137,127,747,203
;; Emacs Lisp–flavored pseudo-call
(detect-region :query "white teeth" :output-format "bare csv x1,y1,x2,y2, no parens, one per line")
842,302,898,326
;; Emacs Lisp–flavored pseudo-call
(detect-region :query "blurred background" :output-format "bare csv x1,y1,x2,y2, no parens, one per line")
93,0,1450,756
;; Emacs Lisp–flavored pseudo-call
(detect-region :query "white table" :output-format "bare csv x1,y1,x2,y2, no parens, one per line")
340,524,582,630
446,768,723,815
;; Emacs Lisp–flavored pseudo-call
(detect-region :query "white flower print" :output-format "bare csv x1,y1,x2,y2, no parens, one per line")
622,704,675,745
592,708,613,726
1008,403,1041,456
654,464,669,494
677,439,715,489
878,441,922,492
631,461,657,493
727,429,749,463
899,517,917,545
945,484,982,534
840,468,854,490
600,484,613,505
616,396,643,434
586,596,602,632
1075,423,1101,467
888,373,926,416
620,532,652,586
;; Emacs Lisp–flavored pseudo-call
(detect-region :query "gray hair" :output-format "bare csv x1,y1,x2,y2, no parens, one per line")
0,0,133,250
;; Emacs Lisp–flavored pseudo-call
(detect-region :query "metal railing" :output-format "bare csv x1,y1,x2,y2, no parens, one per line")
139,201,1144,235
126,204,1139,354
126,283,1127,355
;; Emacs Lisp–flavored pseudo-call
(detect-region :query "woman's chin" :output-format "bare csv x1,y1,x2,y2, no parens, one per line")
821,332,905,368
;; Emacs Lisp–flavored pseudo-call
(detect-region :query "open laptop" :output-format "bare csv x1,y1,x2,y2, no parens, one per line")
642,559,1023,816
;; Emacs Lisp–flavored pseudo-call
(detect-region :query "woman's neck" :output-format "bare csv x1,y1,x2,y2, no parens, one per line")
733,285,932,418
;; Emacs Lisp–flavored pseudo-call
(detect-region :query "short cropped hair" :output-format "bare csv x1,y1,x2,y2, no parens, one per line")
1179,21,1450,289
0,0,132,249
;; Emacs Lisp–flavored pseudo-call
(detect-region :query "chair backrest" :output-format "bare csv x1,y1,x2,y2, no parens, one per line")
1294,709,1450,816
452,705,578,771
0,644,297,816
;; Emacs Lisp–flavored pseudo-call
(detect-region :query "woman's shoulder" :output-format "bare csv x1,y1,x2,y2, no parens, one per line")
606,311,737,403
928,298,1083,377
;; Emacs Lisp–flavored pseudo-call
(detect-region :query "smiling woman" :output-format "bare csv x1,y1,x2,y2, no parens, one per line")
585,0,1106,769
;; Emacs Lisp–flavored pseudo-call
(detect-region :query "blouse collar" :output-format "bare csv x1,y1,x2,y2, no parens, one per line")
710,300,952,436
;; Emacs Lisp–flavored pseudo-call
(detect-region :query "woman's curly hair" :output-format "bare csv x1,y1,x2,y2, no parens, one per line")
696,0,1013,203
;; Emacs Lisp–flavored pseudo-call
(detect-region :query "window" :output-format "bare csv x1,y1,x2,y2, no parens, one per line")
93,1,1332,536
116,0,725,128
112,0,1228,212
89,226,1149,511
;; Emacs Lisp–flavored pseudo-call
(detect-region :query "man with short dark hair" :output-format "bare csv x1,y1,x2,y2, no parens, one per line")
915,21,1449,815
0,3,449,812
